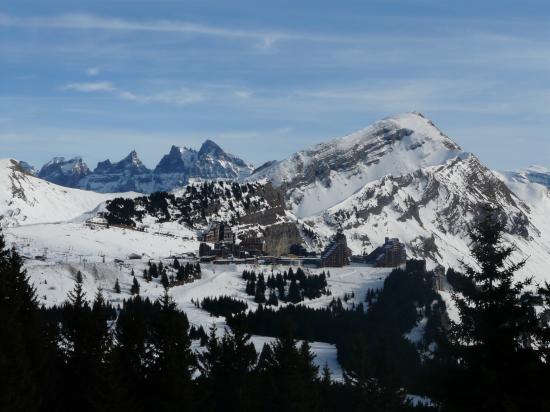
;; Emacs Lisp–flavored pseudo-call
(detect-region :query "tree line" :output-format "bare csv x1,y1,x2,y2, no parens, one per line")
2,205,550,410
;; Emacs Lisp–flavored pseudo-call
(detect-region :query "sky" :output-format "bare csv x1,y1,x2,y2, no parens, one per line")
1,0,550,171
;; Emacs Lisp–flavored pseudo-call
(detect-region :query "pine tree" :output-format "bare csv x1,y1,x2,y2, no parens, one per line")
160,271,169,289
0,232,42,411
198,320,257,410
149,291,195,411
258,327,320,411
288,279,302,304
267,291,279,306
173,258,180,269
143,268,150,282
114,278,121,293
130,277,140,295
443,204,549,410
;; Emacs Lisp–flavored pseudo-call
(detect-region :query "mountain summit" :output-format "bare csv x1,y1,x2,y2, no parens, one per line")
250,112,464,216
37,140,254,193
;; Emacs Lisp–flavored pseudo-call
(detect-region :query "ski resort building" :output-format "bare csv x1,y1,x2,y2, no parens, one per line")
321,230,352,268
201,222,235,244
239,236,266,256
365,237,407,267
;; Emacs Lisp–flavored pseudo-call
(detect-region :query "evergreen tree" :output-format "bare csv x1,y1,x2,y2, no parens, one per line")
149,291,195,411
443,205,549,411
267,291,279,306
288,279,302,304
160,271,169,289
173,258,180,269
149,263,158,279
143,268,151,282
130,277,140,295
0,232,42,412
198,321,257,411
110,296,151,411
60,281,113,411
257,327,320,411
114,278,121,294
176,266,186,282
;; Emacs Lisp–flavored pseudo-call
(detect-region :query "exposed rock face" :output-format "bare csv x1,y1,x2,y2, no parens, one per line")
263,223,303,256
38,140,254,194
247,112,549,276
38,157,91,188
250,113,462,216
79,150,154,193
154,140,253,188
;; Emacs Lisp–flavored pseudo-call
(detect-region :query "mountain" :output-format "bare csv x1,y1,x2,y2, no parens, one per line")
502,165,550,189
18,161,37,176
250,112,550,280
79,150,155,193
38,156,91,187
0,159,128,227
37,140,254,193
154,140,254,185
250,112,462,217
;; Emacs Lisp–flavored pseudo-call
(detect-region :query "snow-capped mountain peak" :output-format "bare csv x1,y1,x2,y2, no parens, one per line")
38,156,91,187
250,112,464,217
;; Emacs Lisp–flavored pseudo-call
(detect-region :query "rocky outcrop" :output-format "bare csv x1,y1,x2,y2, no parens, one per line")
263,223,303,256
38,140,254,194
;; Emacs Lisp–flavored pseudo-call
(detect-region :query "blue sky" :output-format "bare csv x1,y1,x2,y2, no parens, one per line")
1,0,550,171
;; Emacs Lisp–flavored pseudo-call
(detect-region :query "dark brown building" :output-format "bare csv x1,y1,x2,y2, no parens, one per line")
321,230,351,268
365,237,407,267
201,222,235,244
239,236,265,256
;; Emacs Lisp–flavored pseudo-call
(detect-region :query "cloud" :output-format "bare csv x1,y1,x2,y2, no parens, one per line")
86,67,100,76
0,12,288,49
234,90,253,99
63,81,116,92
63,80,204,105
0,12,385,50
119,88,204,105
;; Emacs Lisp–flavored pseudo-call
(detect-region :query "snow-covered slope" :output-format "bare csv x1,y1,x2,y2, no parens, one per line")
0,159,134,227
249,113,550,281
251,112,462,217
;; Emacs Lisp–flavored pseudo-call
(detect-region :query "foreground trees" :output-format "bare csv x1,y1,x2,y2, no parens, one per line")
2,206,550,411
440,205,550,411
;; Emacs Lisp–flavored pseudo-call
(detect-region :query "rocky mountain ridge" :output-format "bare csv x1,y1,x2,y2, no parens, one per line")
37,140,254,193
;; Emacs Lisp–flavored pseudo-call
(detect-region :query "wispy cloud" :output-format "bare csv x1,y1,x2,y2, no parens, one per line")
0,12,395,50
64,81,115,92
0,12,289,49
85,67,100,76
63,81,204,105
118,88,204,105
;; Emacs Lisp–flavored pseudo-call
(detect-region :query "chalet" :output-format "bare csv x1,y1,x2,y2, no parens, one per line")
365,237,407,267
321,230,352,268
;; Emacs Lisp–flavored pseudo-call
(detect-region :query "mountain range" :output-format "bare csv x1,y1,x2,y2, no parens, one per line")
36,139,254,193
4,112,550,281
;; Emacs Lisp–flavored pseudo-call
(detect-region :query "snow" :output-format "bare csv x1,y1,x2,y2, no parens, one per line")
251,112,463,217
0,159,137,227
16,235,390,380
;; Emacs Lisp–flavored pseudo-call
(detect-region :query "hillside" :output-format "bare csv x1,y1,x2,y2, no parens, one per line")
0,159,134,227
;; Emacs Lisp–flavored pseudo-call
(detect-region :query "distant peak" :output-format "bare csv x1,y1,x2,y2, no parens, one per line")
199,139,224,157
122,150,142,165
